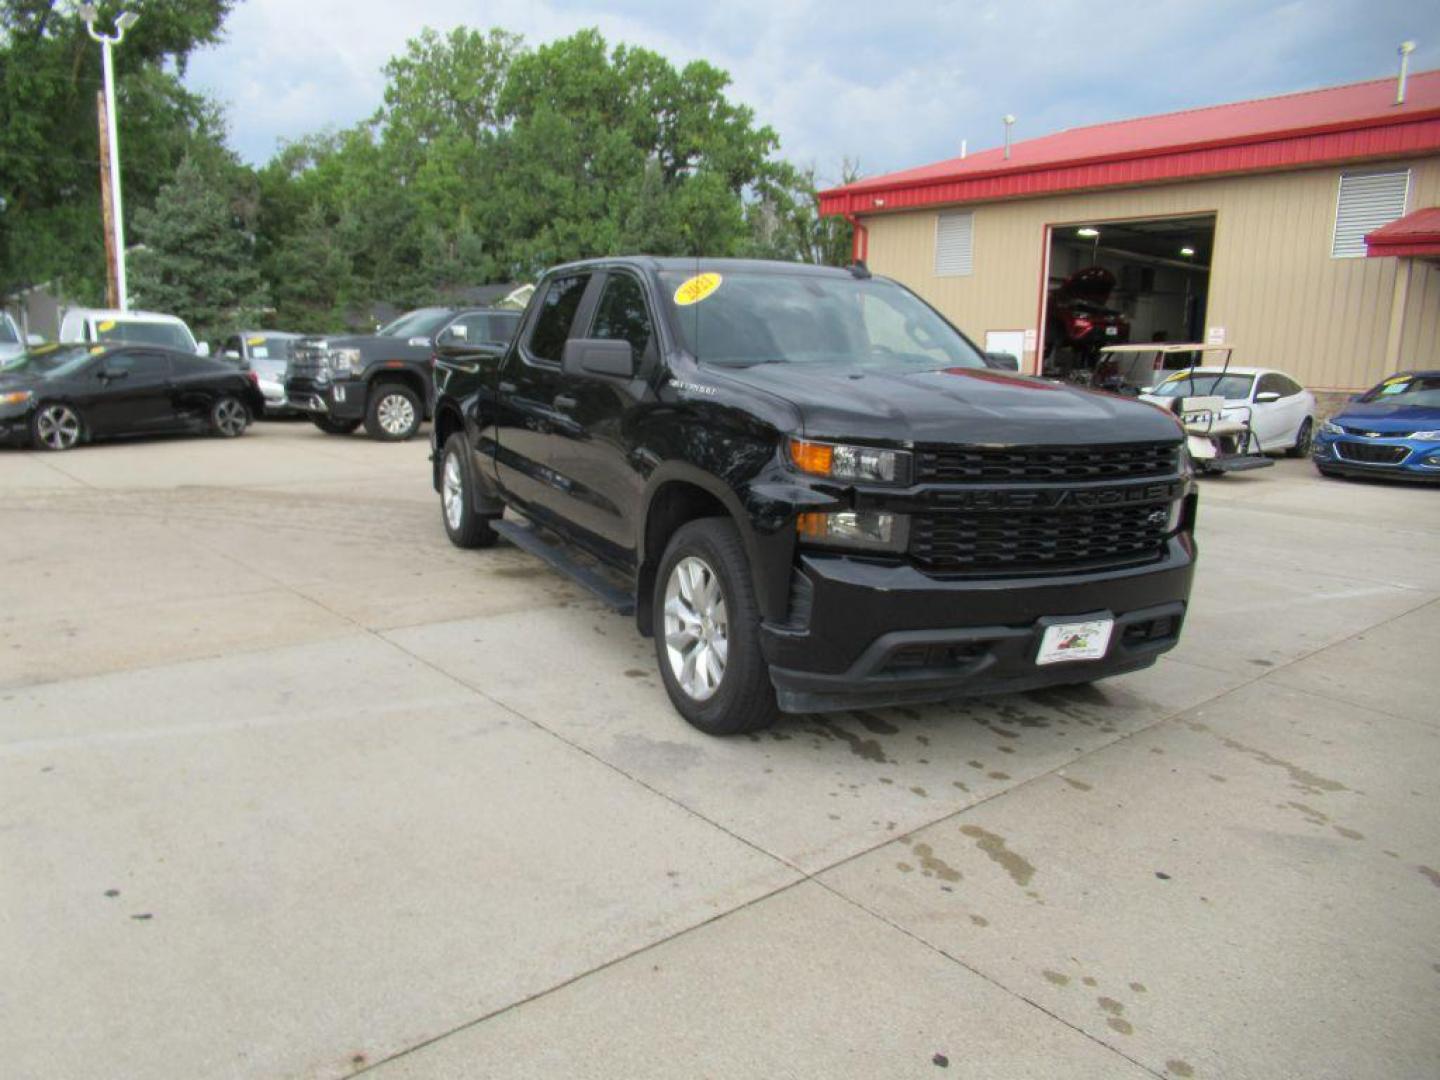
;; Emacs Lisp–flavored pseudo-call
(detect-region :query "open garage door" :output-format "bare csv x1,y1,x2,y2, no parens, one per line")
1042,214,1215,383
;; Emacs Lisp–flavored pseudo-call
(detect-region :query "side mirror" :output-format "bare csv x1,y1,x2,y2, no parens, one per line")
197,342,211,357
562,338,635,380
1254,391,1281,403
26,333,44,346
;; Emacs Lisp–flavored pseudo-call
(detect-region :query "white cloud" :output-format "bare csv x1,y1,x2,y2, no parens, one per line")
184,0,1438,174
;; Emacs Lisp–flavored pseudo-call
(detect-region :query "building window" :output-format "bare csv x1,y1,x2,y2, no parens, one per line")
934,211,974,276
1332,170,1409,258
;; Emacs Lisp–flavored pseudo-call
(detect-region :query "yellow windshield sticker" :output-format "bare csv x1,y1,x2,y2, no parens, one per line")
246,335,266,346
673,272,722,306
90,346,105,355
97,319,116,332
1383,376,1409,386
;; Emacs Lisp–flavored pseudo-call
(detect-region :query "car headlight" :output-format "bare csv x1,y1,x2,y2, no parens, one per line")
796,510,907,552
0,390,32,406
788,439,912,485
327,348,363,377
1322,420,1344,435
1408,429,1440,440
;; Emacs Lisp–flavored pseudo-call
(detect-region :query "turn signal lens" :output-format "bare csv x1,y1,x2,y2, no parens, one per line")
789,439,833,476
0,390,32,406
795,510,904,551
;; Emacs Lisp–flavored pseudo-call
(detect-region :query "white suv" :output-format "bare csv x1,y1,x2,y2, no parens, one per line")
59,308,207,355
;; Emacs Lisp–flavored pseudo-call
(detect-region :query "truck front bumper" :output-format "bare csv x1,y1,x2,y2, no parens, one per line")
284,377,365,422
760,535,1195,712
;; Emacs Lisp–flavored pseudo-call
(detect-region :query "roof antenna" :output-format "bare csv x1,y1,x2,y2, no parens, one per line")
1002,115,1016,160
849,260,871,279
1396,41,1416,105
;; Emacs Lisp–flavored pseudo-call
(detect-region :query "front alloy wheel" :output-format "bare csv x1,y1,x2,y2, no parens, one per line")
663,556,729,702
32,403,82,451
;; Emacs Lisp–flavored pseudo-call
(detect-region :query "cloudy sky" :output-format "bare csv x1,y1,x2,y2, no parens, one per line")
184,0,1438,184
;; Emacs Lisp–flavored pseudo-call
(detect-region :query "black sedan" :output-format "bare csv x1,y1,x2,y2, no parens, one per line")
0,344,266,451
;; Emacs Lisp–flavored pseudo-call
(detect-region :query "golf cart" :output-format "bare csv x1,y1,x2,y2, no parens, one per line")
1112,343,1274,475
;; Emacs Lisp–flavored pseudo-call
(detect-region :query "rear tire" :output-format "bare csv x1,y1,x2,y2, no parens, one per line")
441,433,498,549
209,395,250,438
1286,418,1314,458
311,416,362,435
365,383,421,441
653,518,777,736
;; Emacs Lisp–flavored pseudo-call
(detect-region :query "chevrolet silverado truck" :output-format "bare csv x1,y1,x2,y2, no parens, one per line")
287,307,520,440
432,258,1197,735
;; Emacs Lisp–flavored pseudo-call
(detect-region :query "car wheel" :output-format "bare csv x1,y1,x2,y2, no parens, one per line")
30,402,83,451
653,518,778,736
441,433,498,549
311,416,362,435
1287,418,1314,458
365,383,421,441
210,395,250,438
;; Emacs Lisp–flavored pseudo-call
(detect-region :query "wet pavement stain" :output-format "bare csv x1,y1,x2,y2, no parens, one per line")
850,710,899,735
1043,970,1071,986
952,780,970,792
1334,826,1364,840
623,669,648,678
1208,774,1227,782
911,842,963,882
1418,866,1440,889
1189,722,1348,794
897,862,915,873
1097,996,1125,1016
932,1053,949,1068
1129,982,1147,993
1061,777,1093,791
1166,1060,1195,1077
806,718,890,763
987,771,1011,780
1107,1017,1135,1035
1081,976,1098,987
959,824,1036,887
910,786,928,797
969,914,989,927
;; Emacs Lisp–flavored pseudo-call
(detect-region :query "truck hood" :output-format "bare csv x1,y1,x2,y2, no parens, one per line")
715,364,1184,445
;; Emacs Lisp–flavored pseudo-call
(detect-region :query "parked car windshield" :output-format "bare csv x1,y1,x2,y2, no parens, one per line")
0,315,19,344
660,270,987,371
378,308,453,339
95,319,194,351
1,344,95,379
1358,374,1440,407
1149,371,1256,400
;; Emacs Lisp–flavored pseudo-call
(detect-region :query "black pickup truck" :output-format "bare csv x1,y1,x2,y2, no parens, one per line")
287,307,521,440
432,257,1197,735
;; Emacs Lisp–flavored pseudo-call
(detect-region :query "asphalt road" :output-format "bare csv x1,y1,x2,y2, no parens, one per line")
2,421,1437,1080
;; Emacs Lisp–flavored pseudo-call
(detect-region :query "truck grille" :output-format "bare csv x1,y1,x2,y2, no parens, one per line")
910,503,1171,576
1334,441,1408,465
288,342,328,379
915,442,1177,484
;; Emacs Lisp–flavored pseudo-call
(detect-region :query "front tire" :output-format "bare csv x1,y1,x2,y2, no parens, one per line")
653,518,777,736
1286,418,1314,458
365,383,421,441
440,433,498,548
311,416,362,435
210,395,250,438
30,402,83,451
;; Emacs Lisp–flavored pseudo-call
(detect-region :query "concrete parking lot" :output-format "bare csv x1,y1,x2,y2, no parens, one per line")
2,422,1437,1080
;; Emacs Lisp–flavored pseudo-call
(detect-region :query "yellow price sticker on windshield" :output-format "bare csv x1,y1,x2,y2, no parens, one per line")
674,272,722,306
97,319,116,332
246,335,266,346
90,346,106,355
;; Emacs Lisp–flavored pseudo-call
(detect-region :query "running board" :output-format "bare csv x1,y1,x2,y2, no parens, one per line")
492,519,636,615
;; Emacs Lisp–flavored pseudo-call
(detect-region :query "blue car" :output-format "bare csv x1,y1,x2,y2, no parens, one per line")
1313,370,1440,482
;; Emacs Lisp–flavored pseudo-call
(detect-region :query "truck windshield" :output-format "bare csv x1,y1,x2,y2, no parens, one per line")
95,320,195,351
660,270,987,372
379,309,453,339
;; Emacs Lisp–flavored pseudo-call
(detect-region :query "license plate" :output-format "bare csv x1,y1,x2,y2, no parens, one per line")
1104,326,1119,336
1037,618,1114,665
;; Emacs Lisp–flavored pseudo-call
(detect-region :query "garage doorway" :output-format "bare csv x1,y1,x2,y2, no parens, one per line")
1041,213,1215,382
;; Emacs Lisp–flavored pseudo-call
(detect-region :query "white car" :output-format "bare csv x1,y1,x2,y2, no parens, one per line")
0,311,43,365
59,308,207,356
1140,366,1317,455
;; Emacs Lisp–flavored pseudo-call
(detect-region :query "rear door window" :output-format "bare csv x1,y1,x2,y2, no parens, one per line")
527,274,591,364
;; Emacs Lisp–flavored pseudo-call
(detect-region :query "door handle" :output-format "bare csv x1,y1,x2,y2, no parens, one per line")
553,394,578,410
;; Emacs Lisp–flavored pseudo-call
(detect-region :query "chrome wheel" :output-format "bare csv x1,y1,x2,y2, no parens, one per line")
214,397,248,437
35,404,81,450
377,393,416,436
443,452,465,530
663,555,728,702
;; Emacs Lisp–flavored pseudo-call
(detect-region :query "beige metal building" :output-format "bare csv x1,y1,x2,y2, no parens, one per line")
820,72,1440,393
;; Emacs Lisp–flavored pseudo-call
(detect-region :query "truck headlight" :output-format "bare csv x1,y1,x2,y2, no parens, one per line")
788,439,912,485
327,348,363,377
796,510,906,552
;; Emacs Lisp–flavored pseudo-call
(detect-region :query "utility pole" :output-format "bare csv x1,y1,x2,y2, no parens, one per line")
81,5,138,311
96,90,120,309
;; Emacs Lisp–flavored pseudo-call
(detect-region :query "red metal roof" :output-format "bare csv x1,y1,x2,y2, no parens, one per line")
1366,206,1440,257
820,71,1440,217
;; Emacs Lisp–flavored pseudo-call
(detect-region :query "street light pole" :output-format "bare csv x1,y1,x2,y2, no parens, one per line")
81,5,138,312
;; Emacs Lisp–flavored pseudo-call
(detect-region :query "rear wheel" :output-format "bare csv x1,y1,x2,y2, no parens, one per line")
31,403,83,451
1286,418,1314,458
365,383,421,441
653,518,777,736
441,433,498,548
210,395,250,438
311,416,362,435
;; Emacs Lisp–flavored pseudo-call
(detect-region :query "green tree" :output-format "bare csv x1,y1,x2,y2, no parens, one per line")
744,159,860,266
128,155,267,339
0,1,235,297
